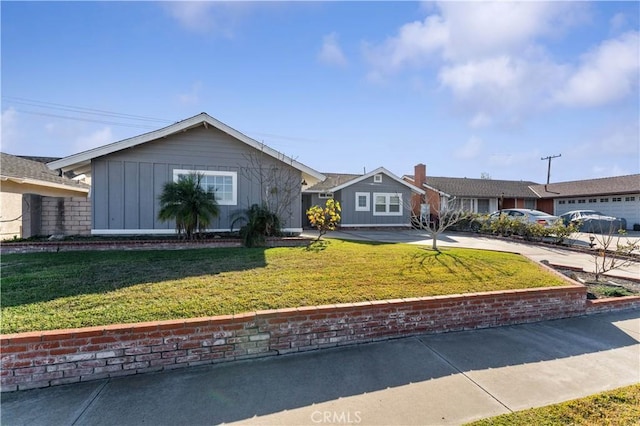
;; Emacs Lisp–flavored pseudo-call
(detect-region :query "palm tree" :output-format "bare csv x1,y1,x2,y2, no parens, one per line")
158,173,219,240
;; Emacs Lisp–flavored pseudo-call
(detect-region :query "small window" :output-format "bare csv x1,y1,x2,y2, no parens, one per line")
373,174,382,183
319,192,334,199
589,199,597,203
568,200,576,204
600,198,609,203
612,197,622,202
625,196,636,202
578,199,586,204
355,192,370,212
558,200,566,205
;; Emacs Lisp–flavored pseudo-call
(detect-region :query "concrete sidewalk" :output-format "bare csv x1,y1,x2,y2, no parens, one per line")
2,310,639,426
304,230,640,280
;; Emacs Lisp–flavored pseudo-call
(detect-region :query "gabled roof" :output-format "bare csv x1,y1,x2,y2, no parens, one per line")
405,175,538,198
1,153,89,192
305,167,425,194
47,112,325,182
530,174,640,198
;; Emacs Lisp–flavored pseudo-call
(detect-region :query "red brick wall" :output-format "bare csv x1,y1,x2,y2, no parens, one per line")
2,285,590,392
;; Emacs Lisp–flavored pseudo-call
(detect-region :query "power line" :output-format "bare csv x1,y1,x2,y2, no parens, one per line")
3,96,332,147
13,109,160,130
2,96,172,124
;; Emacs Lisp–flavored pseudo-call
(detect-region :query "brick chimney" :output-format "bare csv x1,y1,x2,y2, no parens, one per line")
414,163,426,188
411,163,427,218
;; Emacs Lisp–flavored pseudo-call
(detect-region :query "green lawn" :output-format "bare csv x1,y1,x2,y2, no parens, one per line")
0,240,569,334
466,384,640,425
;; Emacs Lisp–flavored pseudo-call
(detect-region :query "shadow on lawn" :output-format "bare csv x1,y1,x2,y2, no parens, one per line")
0,248,267,307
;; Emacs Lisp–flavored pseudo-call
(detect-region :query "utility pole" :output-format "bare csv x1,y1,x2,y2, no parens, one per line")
541,154,561,184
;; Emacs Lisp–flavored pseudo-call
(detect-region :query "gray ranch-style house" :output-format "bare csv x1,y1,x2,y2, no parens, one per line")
47,113,325,235
303,167,425,228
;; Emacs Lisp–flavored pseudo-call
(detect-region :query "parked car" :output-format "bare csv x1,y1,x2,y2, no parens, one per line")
488,209,560,227
559,210,627,233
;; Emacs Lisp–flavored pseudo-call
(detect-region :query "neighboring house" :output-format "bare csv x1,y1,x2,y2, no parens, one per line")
0,153,90,239
47,113,325,235
303,167,425,228
530,174,640,229
404,164,539,220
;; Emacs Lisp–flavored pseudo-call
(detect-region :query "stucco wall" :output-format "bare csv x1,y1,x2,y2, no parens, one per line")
0,192,23,240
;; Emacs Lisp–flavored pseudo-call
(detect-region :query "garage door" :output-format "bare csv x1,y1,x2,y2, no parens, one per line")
555,194,640,229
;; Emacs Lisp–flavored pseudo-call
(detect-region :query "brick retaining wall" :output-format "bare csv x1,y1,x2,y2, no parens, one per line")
1,285,592,392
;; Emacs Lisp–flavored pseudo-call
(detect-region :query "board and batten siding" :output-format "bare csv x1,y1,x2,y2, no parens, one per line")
305,175,414,227
91,125,303,234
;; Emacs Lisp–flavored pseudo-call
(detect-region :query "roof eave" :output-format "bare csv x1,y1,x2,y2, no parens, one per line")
46,113,325,180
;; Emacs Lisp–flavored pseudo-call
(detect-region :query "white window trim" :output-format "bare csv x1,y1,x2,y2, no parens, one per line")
173,169,237,206
373,192,403,216
355,192,370,212
373,174,383,183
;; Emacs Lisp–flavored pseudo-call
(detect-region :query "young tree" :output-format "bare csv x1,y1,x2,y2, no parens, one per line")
240,146,302,231
306,199,341,242
411,196,468,251
158,173,219,240
589,229,639,281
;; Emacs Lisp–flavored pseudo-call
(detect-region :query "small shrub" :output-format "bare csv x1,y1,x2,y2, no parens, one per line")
231,203,281,247
594,286,633,298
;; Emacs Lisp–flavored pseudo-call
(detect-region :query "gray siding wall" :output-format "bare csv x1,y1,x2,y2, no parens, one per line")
306,175,414,227
92,125,302,232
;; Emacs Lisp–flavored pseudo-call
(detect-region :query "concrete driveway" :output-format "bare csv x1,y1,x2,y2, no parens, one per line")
302,229,640,280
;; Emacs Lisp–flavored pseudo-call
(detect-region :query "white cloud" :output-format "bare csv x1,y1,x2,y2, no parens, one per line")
318,33,348,67
436,2,581,61
163,2,251,36
1,108,20,153
454,136,482,160
363,15,447,74
74,127,113,152
609,13,627,34
554,31,640,108
469,112,492,129
364,2,580,73
178,81,203,105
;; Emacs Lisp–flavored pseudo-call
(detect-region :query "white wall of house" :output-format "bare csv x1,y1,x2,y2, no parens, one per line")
0,192,23,239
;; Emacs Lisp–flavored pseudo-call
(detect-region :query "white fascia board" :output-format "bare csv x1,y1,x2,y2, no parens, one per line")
47,113,325,181
331,167,425,194
1,176,89,194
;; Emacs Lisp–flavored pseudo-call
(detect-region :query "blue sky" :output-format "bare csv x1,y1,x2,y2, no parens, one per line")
2,1,639,183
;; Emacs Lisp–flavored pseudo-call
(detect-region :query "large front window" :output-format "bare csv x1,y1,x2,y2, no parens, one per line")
173,169,237,205
373,193,402,216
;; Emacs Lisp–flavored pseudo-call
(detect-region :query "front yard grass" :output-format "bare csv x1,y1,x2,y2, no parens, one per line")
466,383,640,425
1,240,569,334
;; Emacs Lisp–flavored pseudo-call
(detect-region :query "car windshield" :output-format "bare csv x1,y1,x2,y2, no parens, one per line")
582,211,604,216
